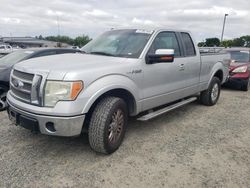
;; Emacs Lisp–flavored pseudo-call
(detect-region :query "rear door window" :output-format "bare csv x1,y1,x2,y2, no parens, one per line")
181,33,196,56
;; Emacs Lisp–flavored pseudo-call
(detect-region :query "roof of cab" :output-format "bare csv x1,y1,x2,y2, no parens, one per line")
110,27,191,34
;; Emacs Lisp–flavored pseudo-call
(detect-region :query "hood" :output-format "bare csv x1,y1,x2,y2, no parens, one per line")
15,53,127,72
14,53,129,80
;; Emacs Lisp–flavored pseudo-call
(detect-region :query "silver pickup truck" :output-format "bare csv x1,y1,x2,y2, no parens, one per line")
7,28,230,154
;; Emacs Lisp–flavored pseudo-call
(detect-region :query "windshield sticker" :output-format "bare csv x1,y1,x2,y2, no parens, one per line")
135,29,153,34
24,51,34,54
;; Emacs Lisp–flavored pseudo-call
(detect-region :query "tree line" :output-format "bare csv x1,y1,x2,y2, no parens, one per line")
36,35,92,47
198,35,250,48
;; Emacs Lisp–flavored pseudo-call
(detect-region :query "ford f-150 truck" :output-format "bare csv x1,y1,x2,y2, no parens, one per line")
6,28,230,154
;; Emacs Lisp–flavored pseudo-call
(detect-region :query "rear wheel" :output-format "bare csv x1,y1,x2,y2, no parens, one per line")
88,97,128,154
200,77,221,106
0,85,8,111
241,78,250,91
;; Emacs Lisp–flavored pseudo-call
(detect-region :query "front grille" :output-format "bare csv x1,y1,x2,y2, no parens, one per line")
10,69,42,105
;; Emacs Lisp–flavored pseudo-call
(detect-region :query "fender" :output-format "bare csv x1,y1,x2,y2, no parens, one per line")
79,74,142,115
206,61,225,88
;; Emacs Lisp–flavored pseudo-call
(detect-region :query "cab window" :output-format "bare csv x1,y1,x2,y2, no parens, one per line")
148,32,181,57
181,32,196,56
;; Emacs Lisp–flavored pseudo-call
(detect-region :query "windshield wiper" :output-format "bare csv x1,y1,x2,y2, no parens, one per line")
90,51,116,57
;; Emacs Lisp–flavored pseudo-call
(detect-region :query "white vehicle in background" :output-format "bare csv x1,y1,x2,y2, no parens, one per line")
0,45,13,55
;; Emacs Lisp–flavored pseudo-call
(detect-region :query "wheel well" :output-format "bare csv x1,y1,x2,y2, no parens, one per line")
83,89,136,132
93,89,136,115
214,70,223,83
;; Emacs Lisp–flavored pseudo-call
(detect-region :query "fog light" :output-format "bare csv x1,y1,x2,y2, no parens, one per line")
46,122,56,132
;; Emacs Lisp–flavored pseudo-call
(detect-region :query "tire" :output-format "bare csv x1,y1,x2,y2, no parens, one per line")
200,77,221,106
0,85,8,111
88,97,128,154
241,78,250,91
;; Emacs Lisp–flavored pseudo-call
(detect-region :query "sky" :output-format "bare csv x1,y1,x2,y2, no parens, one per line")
0,0,249,42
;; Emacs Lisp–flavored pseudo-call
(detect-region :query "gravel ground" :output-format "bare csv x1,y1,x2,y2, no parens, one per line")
0,89,250,188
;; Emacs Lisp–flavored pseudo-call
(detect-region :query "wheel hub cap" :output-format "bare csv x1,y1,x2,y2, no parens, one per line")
211,83,219,102
108,109,124,144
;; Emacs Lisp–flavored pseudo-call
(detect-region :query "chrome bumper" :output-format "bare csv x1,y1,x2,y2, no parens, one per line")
7,102,85,137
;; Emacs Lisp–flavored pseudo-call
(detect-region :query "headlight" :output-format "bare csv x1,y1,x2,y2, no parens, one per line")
44,81,83,107
232,66,248,73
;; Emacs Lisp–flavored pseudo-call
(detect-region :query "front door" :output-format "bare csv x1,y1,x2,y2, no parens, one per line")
142,31,199,111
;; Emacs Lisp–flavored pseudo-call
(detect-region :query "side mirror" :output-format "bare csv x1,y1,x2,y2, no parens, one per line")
146,49,175,64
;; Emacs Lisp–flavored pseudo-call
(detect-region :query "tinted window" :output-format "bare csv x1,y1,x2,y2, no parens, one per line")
149,32,181,57
230,51,250,63
181,33,196,56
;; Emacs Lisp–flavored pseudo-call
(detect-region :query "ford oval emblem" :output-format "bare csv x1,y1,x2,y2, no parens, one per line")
13,79,24,89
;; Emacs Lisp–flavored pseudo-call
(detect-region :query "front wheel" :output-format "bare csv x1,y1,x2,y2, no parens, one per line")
200,77,221,106
88,97,128,154
0,85,8,111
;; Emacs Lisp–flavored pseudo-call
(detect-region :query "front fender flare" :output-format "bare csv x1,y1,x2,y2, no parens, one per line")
80,75,141,115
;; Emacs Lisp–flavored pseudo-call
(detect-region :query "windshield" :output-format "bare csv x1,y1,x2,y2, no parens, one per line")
81,29,153,58
0,50,34,66
230,51,250,63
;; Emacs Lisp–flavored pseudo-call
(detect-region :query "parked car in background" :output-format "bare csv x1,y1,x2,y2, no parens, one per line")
0,48,81,111
0,44,13,55
225,48,250,91
6,28,230,154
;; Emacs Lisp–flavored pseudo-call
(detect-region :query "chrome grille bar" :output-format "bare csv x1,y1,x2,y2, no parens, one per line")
10,69,43,105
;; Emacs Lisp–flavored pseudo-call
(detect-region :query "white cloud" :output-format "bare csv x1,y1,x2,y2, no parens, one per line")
0,0,249,41
172,6,248,17
83,9,117,19
132,18,155,26
1,17,21,24
46,10,64,16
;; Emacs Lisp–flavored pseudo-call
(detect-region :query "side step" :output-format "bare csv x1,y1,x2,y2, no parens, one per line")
137,97,197,121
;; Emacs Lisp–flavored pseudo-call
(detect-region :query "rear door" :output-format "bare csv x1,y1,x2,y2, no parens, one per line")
178,32,200,92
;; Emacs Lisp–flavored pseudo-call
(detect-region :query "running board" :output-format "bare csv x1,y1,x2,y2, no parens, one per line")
137,97,197,121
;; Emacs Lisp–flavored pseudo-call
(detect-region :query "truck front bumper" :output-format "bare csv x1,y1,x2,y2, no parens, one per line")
7,101,85,137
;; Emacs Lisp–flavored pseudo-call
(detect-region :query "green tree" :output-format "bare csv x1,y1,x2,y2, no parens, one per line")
38,35,43,40
231,38,244,47
45,36,74,45
74,35,91,47
44,35,91,47
198,42,206,47
221,40,233,48
240,35,250,47
205,38,220,47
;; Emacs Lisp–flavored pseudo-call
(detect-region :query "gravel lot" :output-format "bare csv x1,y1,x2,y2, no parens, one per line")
0,89,250,188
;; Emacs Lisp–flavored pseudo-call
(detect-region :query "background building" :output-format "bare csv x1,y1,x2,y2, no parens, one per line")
0,37,69,48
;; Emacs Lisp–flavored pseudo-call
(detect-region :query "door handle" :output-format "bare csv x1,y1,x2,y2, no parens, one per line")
179,64,185,71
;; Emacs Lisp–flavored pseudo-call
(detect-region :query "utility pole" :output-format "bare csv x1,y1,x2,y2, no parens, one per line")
57,15,60,36
221,14,229,42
